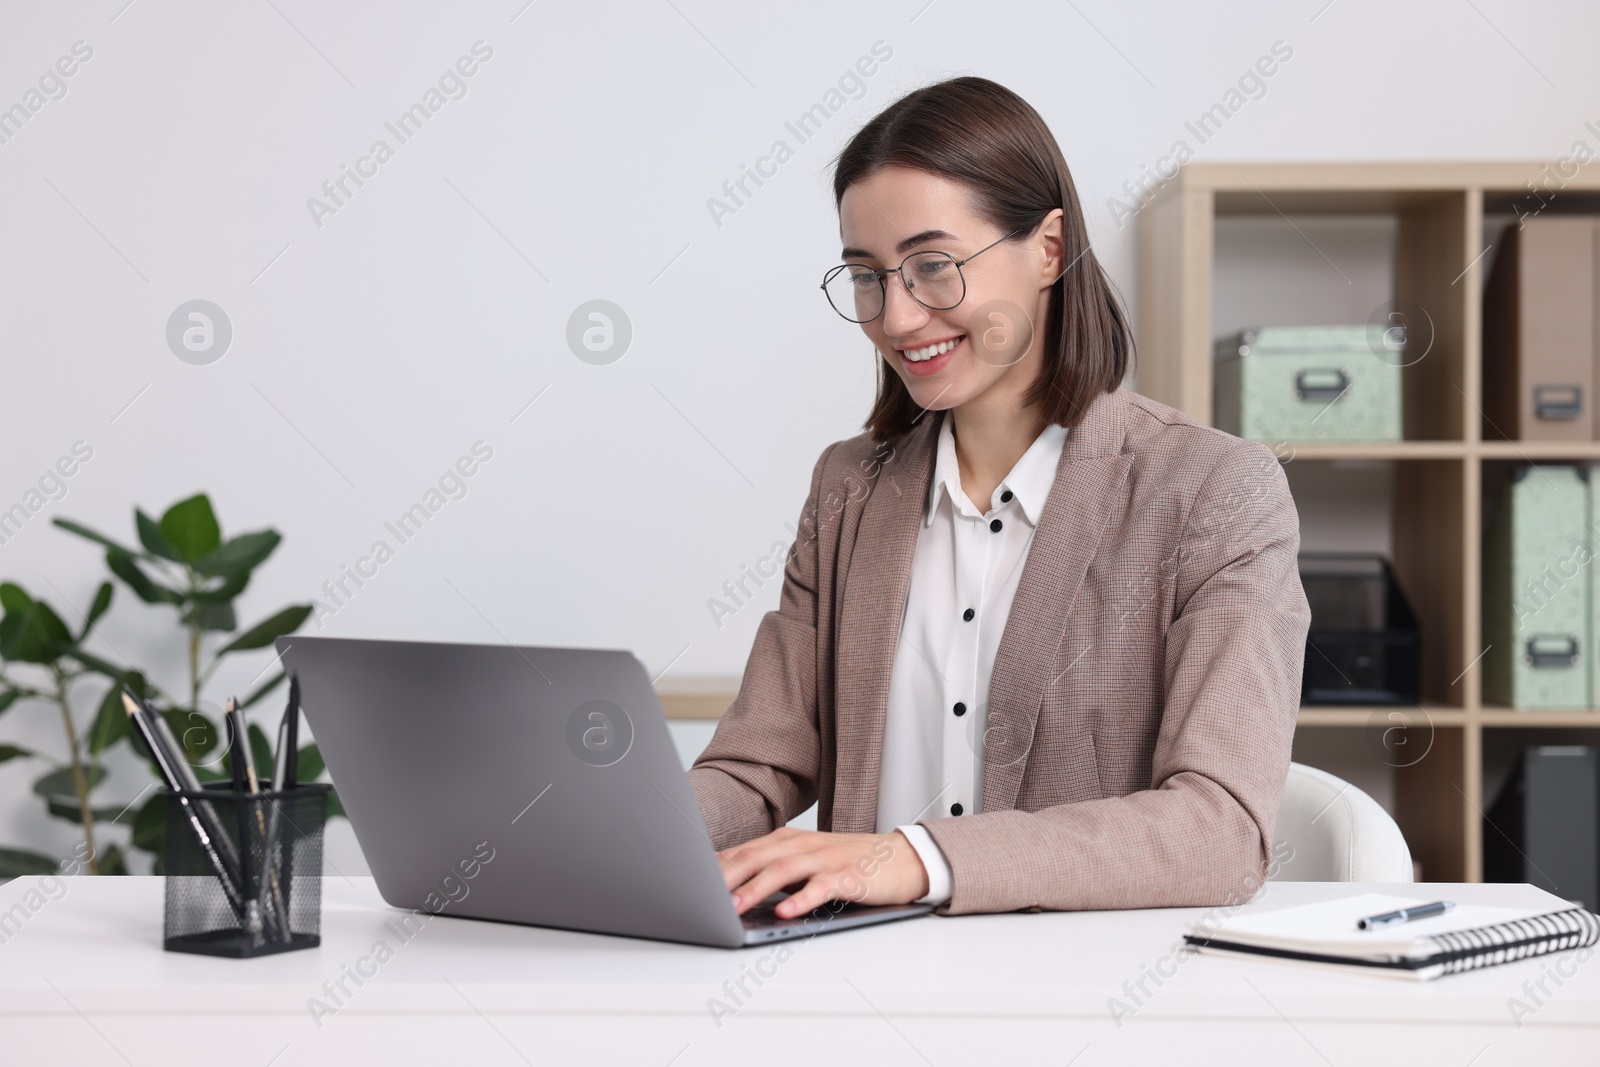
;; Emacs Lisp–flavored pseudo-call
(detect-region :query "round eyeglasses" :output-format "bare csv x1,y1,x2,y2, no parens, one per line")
820,226,1026,324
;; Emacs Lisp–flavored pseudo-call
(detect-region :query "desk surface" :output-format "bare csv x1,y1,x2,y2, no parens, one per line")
0,876,1594,1066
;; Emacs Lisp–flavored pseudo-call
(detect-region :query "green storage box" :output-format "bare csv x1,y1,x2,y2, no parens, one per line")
1483,464,1589,709
1214,325,1403,443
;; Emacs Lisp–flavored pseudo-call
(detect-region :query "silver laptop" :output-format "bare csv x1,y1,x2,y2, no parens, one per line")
274,635,933,948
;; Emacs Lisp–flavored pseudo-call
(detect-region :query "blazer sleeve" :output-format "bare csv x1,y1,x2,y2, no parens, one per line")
917,439,1311,915
687,442,838,850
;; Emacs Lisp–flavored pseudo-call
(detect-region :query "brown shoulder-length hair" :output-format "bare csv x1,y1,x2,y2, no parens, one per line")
832,76,1134,443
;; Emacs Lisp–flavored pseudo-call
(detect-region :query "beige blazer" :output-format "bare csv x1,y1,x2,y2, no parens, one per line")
688,386,1311,916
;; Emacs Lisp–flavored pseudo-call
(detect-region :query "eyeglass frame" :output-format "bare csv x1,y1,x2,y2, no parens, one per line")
819,225,1029,324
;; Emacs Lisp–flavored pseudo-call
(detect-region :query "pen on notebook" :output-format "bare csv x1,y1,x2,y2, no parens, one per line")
123,689,245,915
1357,900,1454,930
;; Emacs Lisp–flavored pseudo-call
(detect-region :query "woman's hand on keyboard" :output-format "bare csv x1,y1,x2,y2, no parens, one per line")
717,827,928,919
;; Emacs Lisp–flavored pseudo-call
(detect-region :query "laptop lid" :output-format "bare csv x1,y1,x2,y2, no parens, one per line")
275,634,750,947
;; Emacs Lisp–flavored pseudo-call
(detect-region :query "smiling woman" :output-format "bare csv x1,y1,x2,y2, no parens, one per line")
688,76,1311,923
831,79,1132,444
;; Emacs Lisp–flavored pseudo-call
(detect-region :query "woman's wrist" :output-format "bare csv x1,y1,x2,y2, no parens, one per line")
894,823,953,905
891,829,931,899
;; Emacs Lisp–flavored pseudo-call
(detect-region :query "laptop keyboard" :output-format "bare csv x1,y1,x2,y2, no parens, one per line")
740,903,810,929
740,900,869,929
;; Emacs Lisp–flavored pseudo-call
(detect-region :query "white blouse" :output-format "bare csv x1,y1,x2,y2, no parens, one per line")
874,408,1070,904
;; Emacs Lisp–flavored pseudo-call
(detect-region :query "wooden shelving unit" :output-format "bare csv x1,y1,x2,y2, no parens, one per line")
655,676,741,722
1137,160,1600,884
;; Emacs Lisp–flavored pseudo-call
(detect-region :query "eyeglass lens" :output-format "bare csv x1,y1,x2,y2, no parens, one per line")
824,252,965,323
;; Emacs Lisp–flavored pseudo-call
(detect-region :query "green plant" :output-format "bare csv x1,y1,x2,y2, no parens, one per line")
0,580,134,877
0,493,328,879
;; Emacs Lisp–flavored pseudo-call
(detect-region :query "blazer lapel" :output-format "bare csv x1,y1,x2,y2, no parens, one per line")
982,389,1133,813
831,411,940,834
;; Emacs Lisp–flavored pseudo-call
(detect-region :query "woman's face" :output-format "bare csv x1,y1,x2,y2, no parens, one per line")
837,166,1063,415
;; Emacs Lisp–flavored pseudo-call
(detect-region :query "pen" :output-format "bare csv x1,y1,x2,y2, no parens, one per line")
226,697,246,794
148,699,243,877
225,697,264,940
271,674,295,793
262,674,301,943
122,689,246,918
233,698,261,796
1357,900,1454,930
150,711,202,793
234,695,289,943
284,672,300,790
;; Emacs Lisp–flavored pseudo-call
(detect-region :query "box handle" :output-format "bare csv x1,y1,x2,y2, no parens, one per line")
1533,384,1582,420
1524,634,1580,668
1294,368,1349,402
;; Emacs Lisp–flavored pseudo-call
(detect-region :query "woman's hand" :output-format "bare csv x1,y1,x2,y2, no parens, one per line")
716,827,929,919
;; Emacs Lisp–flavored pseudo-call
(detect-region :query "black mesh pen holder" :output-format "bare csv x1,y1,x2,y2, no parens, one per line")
162,781,330,958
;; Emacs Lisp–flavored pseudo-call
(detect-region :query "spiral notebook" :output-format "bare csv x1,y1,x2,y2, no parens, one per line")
1184,892,1600,981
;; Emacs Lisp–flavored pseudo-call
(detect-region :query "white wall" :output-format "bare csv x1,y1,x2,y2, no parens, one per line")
2,0,1596,873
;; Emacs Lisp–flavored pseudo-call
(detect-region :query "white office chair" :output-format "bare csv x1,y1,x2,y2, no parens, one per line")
1269,762,1415,882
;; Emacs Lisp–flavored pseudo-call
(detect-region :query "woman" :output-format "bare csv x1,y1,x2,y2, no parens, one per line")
688,76,1310,920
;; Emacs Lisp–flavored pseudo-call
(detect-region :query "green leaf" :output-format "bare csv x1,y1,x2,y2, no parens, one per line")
51,517,143,559
0,599,74,664
248,723,274,781
87,683,133,755
78,581,114,641
158,494,221,564
191,569,250,604
182,600,237,632
106,550,184,605
0,616,23,661
34,601,72,645
131,792,166,855
0,582,31,615
0,743,39,764
239,671,286,710
216,604,314,654
296,742,324,782
196,531,281,577
0,847,60,880
95,843,129,875
136,508,184,562
325,786,345,821
32,765,107,800
46,797,125,823
193,763,228,782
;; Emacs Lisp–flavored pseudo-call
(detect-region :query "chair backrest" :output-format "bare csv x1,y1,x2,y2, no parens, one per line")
1269,762,1414,882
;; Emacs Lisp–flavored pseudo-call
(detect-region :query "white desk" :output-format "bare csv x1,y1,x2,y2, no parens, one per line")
0,876,1593,1065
